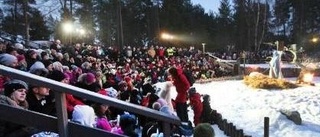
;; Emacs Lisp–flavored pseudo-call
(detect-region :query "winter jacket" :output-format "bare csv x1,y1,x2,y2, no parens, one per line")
96,117,112,131
173,68,190,103
157,48,165,58
26,93,56,116
0,75,9,93
189,93,203,126
0,95,38,137
201,96,215,124
66,94,84,114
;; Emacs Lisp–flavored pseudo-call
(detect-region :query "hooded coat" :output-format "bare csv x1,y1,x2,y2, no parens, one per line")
172,68,190,103
189,92,203,126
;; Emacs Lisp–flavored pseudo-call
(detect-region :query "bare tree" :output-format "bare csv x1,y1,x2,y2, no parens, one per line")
23,0,29,44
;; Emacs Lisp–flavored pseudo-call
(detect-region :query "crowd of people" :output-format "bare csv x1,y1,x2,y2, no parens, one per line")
0,39,222,136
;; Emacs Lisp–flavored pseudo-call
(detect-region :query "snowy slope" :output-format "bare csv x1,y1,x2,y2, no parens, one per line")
155,77,320,137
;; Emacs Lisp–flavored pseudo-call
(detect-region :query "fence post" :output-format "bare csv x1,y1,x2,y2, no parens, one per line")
217,113,223,129
223,119,228,134
231,124,236,137
239,129,244,137
264,117,269,137
55,92,68,137
228,123,233,136
162,122,171,137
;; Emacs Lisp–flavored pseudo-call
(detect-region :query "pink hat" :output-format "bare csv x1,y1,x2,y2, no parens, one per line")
16,55,25,62
86,73,96,83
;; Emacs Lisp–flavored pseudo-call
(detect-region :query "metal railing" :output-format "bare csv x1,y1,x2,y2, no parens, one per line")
0,65,181,137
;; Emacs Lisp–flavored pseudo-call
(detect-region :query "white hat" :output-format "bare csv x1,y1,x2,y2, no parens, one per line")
72,105,96,127
14,43,24,50
0,53,17,66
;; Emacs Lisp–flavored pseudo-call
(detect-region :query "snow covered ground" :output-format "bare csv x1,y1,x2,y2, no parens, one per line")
155,76,320,137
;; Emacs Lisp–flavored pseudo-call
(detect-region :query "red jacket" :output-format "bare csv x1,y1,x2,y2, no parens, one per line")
158,49,165,57
173,68,190,103
66,94,84,113
189,93,203,126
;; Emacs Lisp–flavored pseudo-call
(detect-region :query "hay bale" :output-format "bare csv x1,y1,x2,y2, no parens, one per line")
243,74,298,89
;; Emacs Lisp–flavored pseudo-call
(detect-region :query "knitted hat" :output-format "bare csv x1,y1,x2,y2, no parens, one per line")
48,70,66,82
64,72,70,80
72,105,96,127
188,87,196,95
29,61,49,76
14,43,24,50
98,87,118,98
81,62,91,69
0,53,17,66
71,65,78,71
30,68,49,77
120,113,136,128
29,61,46,72
4,79,28,96
193,123,215,137
16,55,25,62
152,102,161,110
104,87,118,98
86,73,96,83
52,61,63,71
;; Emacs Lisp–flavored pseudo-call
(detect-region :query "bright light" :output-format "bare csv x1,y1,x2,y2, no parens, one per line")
303,73,314,83
63,22,73,33
77,28,86,35
161,33,174,40
312,37,318,43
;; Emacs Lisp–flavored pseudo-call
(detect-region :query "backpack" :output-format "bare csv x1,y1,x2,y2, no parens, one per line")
183,69,195,86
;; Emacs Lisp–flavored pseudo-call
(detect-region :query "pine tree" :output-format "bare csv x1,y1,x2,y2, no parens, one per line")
1,0,49,44
74,0,96,44
215,0,234,51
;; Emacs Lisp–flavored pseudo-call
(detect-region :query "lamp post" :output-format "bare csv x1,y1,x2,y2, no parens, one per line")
202,43,206,53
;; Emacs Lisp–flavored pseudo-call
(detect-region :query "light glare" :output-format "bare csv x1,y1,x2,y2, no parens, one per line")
303,73,314,83
63,22,73,33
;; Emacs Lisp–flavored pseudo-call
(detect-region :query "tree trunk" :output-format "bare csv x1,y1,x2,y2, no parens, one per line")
254,0,260,51
70,0,73,17
23,0,29,45
117,0,123,49
13,0,17,36
258,0,268,51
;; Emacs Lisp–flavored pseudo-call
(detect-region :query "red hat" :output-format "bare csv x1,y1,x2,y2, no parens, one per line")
16,55,25,62
124,76,131,83
98,89,107,96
